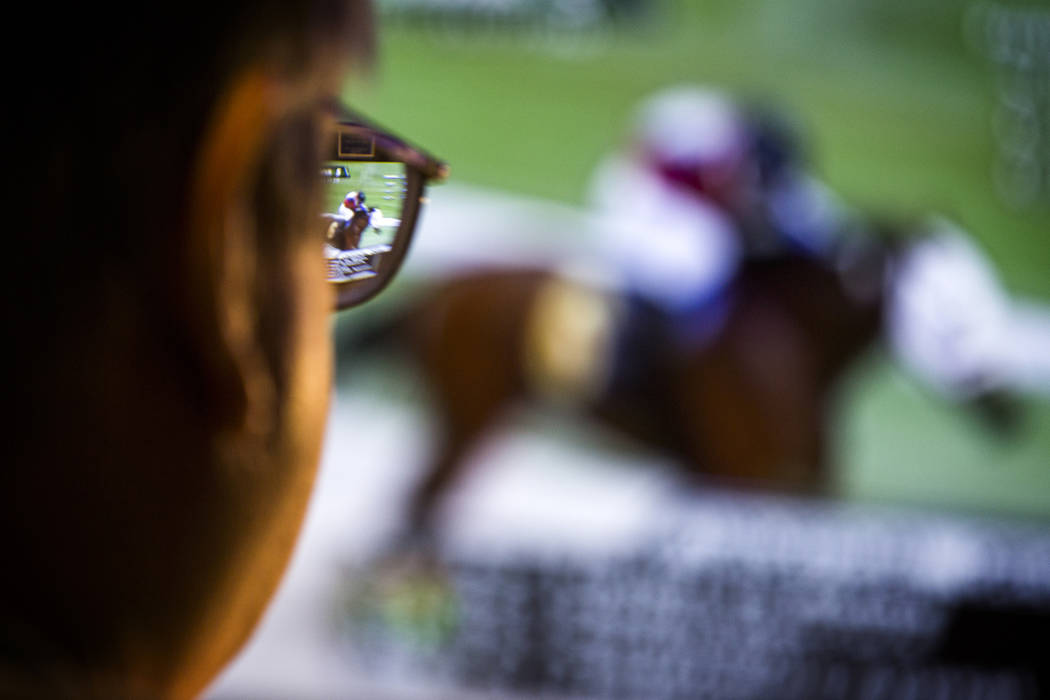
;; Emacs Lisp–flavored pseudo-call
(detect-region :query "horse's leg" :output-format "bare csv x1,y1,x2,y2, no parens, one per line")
326,220,346,249
403,409,499,544
398,273,540,547
347,212,368,248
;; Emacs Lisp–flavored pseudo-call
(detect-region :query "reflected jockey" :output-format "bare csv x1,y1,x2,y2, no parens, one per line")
340,190,368,218
327,190,375,250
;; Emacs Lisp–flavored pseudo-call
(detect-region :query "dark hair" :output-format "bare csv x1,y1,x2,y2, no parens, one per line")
1,2,372,689
9,2,371,307
6,2,372,403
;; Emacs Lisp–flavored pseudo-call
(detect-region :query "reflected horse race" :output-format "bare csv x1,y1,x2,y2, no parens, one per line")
339,226,911,540
325,205,386,251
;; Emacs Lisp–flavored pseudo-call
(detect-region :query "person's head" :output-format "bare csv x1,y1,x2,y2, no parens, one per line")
631,85,751,209
4,3,374,695
743,103,805,190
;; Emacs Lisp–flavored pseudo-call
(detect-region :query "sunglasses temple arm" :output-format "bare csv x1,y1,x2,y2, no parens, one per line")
379,138,449,182
328,100,448,182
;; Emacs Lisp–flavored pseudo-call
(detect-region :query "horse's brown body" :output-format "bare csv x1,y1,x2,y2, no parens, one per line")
326,209,371,250
346,251,886,536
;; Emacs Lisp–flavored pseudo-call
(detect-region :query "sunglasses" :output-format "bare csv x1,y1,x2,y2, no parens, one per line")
322,102,448,310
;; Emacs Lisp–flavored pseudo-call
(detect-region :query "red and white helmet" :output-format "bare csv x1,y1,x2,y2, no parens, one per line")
631,86,750,208
342,190,361,209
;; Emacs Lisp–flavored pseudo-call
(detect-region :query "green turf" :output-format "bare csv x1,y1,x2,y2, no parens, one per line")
834,353,1050,519
339,1,1050,519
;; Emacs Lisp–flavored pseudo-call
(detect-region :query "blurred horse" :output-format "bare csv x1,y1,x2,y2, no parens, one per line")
325,210,371,250
340,228,898,539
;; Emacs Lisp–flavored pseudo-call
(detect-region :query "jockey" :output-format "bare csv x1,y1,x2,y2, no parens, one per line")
339,190,368,218
587,86,746,349
588,85,850,348
744,105,848,258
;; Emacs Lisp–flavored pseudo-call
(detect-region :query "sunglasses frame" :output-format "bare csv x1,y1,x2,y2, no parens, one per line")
324,101,447,310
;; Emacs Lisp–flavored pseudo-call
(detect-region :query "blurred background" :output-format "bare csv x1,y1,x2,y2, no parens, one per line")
210,1,1050,697
343,0,1050,515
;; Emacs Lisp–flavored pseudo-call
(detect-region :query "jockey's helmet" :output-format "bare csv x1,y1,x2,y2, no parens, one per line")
632,85,749,208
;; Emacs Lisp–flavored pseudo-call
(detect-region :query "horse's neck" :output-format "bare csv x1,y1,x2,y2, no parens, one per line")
822,245,889,377
752,252,885,382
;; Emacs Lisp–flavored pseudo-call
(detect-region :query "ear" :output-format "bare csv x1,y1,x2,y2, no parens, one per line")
180,71,283,437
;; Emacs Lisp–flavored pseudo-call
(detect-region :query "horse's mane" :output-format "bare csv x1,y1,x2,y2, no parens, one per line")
735,250,886,383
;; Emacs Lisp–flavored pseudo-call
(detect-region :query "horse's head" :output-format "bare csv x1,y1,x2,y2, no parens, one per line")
883,218,1007,396
756,213,1025,435
867,216,1026,434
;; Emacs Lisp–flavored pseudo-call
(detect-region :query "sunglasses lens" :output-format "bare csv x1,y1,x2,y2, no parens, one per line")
323,159,409,286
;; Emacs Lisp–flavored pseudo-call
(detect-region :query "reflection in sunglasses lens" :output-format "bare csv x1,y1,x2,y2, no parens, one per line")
322,161,408,283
